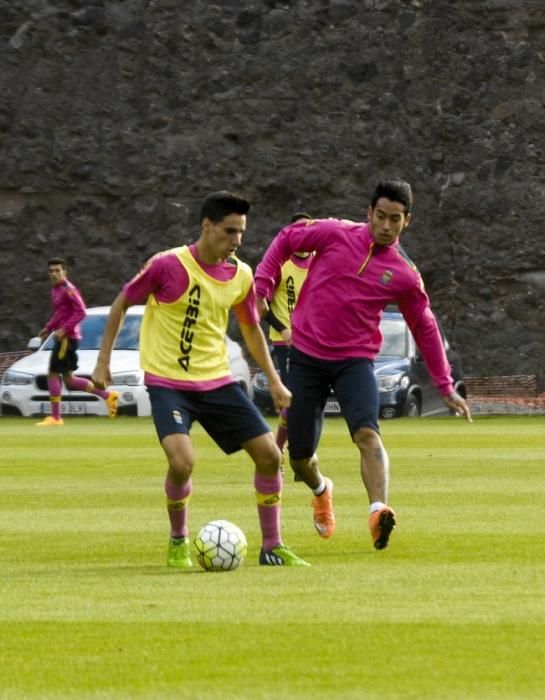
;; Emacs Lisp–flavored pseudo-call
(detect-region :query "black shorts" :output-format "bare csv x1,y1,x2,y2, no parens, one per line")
148,383,271,454
49,337,79,374
287,347,380,460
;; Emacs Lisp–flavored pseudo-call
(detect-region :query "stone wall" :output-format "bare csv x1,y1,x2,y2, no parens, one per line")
1,0,544,381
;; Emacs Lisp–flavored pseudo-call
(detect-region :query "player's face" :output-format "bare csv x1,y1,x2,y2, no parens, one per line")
368,198,411,246
48,264,67,285
203,214,246,260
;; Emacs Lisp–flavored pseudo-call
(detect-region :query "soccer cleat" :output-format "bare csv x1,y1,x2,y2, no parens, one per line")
167,537,193,569
369,506,397,550
106,391,119,418
311,477,335,538
35,416,64,427
259,544,311,567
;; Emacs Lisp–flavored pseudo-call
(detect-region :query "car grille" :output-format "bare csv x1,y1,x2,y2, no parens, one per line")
31,393,100,402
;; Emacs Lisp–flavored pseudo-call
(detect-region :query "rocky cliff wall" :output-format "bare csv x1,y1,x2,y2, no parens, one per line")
1,0,544,380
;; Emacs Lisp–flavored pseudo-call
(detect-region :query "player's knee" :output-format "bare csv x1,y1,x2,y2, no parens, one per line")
290,453,316,473
255,444,282,475
167,455,193,481
353,426,382,452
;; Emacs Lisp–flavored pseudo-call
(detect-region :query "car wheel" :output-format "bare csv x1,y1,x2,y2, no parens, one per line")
403,393,421,417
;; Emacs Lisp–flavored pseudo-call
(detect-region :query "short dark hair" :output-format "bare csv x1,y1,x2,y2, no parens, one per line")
371,179,413,214
47,256,67,268
290,211,312,223
200,191,250,223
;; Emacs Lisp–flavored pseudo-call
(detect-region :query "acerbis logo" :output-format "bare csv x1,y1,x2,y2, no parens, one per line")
177,284,200,371
286,275,296,313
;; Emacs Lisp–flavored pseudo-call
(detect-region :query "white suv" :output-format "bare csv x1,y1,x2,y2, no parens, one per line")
1,306,252,417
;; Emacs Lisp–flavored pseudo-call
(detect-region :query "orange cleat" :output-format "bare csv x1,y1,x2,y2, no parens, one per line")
369,506,396,550
106,391,119,418
311,477,335,538
35,416,64,427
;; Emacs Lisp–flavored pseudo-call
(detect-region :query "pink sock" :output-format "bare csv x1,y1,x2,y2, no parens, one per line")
66,375,108,399
47,376,62,420
255,471,283,551
165,477,192,538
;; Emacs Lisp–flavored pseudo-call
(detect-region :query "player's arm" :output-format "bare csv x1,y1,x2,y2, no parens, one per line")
239,321,291,411
234,282,291,411
254,220,321,302
263,307,287,333
92,292,132,389
59,291,86,339
399,293,472,423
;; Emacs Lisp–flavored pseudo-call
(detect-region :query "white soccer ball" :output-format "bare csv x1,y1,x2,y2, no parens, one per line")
193,519,248,572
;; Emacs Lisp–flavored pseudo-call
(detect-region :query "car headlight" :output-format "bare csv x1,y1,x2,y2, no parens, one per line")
2,370,34,386
254,373,270,391
376,372,408,392
110,371,143,387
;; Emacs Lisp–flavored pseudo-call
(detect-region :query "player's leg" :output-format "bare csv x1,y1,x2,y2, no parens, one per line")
35,371,64,425
287,348,335,538
60,339,118,416
244,432,310,567
333,359,396,550
63,373,119,417
148,386,195,569
36,337,65,425
354,427,396,550
199,384,309,566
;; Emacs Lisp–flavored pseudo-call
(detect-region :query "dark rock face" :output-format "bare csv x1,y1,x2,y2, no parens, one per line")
1,0,544,382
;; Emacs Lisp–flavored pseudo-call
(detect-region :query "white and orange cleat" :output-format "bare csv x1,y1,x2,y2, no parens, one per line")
311,477,335,538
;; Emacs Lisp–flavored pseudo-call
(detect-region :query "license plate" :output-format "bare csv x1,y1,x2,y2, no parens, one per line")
41,402,86,415
325,399,341,414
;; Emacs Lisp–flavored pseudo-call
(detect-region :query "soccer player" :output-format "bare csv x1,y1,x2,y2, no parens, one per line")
262,212,314,453
35,257,119,426
91,191,310,568
255,179,472,550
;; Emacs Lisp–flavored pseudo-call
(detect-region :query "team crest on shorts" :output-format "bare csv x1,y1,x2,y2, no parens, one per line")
380,270,393,285
172,410,183,425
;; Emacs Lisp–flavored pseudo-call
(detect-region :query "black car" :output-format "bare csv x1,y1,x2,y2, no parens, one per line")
252,309,466,419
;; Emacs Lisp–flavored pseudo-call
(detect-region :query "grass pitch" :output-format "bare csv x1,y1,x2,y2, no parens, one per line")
1,414,544,699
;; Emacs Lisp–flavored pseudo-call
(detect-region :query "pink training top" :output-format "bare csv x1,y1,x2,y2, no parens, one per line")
123,244,260,391
45,279,87,340
255,218,454,396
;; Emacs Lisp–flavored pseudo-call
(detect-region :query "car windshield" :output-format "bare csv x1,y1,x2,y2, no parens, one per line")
43,314,142,351
378,318,407,358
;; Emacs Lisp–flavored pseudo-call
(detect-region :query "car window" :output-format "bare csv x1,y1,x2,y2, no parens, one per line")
43,314,142,351
378,319,407,358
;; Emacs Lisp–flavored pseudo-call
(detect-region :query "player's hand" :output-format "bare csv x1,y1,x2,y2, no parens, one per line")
443,392,473,423
91,363,111,390
269,378,292,411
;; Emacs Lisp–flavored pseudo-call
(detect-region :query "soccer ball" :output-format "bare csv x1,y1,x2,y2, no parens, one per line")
193,520,248,572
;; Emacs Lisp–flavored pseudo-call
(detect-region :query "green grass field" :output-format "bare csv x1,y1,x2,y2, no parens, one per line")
1,414,544,699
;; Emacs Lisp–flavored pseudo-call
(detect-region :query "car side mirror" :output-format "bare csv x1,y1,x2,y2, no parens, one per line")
27,337,42,351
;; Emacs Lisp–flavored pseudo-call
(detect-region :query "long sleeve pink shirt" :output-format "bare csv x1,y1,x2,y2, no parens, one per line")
254,218,454,396
45,279,87,340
